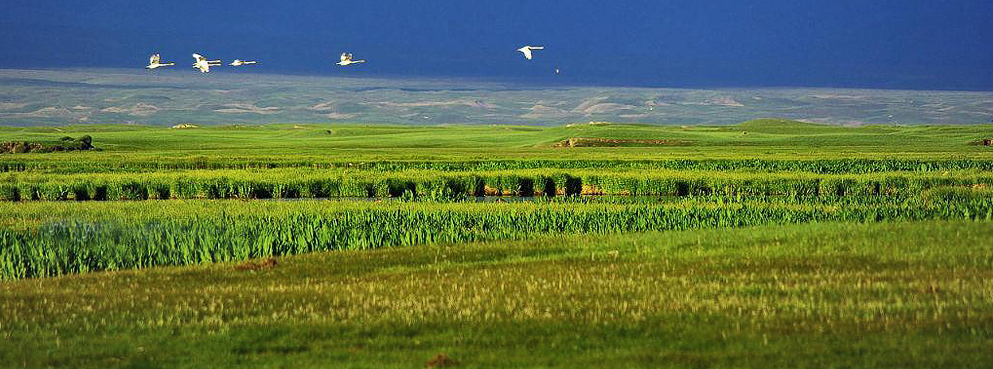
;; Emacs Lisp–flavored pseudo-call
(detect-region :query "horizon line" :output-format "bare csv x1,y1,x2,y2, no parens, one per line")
3,67,993,94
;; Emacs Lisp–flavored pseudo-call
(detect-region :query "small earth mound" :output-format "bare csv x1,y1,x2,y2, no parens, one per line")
738,118,822,128
736,119,830,133
171,123,199,129
566,121,613,128
425,354,457,368
234,258,278,271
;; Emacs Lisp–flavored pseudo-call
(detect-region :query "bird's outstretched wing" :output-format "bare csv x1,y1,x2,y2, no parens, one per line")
193,53,206,62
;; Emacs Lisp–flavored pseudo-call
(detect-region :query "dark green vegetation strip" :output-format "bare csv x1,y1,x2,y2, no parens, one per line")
3,168,993,201
2,221,991,368
5,158,993,174
0,135,93,154
2,192,991,280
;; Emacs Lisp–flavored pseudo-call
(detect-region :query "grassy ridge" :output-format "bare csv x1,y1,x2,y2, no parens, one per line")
2,119,991,152
2,193,991,280
2,221,991,368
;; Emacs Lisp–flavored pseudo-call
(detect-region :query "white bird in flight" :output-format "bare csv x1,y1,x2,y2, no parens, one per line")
337,52,366,66
517,45,544,60
229,59,259,66
145,54,175,70
192,53,223,73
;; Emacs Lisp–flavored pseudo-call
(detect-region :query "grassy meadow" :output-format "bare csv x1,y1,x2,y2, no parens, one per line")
1,119,992,367
0,119,991,167
2,221,992,368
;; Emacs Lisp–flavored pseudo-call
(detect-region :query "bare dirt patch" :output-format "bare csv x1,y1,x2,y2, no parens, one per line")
581,185,605,195
483,186,502,196
234,258,278,271
975,138,993,146
425,354,457,368
554,137,693,147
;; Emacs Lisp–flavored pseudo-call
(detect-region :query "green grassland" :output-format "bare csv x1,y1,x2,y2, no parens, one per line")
3,221,992,368
1,120,991,168
2,119,993,367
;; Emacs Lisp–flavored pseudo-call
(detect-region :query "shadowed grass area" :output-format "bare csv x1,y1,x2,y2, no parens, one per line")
2,220,991,368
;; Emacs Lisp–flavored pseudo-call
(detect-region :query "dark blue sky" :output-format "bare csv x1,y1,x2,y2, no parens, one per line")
2,0,991,90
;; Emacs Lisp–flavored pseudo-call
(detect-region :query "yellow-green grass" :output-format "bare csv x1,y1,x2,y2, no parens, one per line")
2,221,991,368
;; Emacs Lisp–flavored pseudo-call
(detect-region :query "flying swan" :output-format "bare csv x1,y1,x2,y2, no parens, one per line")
192,53,223,73
145,54,175,69
337,52,366,66
517,45,544,60
229,59,259,66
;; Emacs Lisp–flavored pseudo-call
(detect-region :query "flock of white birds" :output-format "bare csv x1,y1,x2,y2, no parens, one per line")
145,45,545,73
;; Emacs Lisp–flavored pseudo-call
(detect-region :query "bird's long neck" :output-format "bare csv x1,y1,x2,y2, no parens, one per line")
161,62,175,66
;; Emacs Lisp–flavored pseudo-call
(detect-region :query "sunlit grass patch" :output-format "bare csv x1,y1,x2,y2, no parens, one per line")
1,221,991,367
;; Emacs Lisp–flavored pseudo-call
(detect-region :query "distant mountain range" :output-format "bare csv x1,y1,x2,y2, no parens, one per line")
1,69,991,126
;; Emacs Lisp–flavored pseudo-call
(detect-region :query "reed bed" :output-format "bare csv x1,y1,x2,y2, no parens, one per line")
2,168,991,201
2,193,991,280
